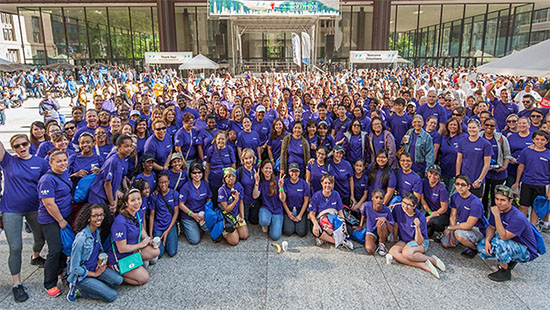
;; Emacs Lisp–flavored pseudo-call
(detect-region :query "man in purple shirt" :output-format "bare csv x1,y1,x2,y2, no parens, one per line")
478,185,539,282
417,90,447,134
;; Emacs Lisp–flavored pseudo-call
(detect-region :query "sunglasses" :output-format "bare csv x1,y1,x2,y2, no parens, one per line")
154,127,167,131
452,113,462,117
485,124,496,128
191,170,203,174
65,126,76,130
13,141,30,149
531,115,542,118
507,119,517,123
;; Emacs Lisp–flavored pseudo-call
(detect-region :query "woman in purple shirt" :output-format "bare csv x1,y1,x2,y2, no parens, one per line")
305,145,331,194
253,160,285,241
238,148,260,224
179,163,212,245
282,163,310,237
37,150,73,296
367,149,396,205
420,164,449,239
218,168,249,246
357,189,395,256
144,119,173,172
506,117,533,186
205,131,236,206
149,173,180,258
0,135,49,302
389,193,446,279
440,117,465,189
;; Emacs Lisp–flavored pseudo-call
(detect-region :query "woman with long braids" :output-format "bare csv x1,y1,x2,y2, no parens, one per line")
67,204,122,303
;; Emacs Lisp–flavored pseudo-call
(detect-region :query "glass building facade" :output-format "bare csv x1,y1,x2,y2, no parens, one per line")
8,1,550,68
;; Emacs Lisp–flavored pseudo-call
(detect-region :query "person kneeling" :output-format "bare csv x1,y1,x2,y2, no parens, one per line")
359,189,395,256
478,185,541,282
441,174,486,258
389,193,446,279
149,173,180,258
67,204,122,303
218,168,249,246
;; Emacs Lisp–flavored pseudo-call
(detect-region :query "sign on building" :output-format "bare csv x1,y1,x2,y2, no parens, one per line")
350,51,399,64
145,52,193,64
209,0,339,17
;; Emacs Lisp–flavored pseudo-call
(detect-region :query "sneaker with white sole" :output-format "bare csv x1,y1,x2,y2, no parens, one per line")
315,238,325,247
431,255,446,272
341,239,354,250
425,260,440,279
262,226,268,233
376,243,388,256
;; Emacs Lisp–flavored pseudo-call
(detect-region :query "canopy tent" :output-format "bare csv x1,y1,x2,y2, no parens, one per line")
0,58,12,65
397,56,411,64
44,62,76,70
477,39,550,77
179,54,219,70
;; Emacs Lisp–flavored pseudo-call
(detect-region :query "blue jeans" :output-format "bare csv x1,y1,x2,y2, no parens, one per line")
258,207,283,241
181,218,208,245
153,226,178,257
76,268,123,303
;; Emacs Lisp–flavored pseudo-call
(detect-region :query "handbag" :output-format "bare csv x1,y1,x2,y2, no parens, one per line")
112,213,143,274
218,187,237,233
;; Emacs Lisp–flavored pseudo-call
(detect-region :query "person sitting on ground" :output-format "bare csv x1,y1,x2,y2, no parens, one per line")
420,164,449,240
441,174,487,258
478,185,540,282
357,189,395,256
67,203,122,303
389,192,446,279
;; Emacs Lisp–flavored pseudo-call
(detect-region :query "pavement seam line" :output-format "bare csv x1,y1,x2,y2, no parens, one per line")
373,255,402,309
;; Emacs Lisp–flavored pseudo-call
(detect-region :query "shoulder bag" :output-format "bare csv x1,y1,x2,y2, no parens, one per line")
112,213,144,274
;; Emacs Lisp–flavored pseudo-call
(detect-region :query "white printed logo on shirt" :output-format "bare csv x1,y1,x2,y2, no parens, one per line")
115,232,123,238
31,166,40,170
474,148,482,151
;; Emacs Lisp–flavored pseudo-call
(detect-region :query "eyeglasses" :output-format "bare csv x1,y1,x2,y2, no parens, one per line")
485,124,496,128
352,124,361,127
522,101,531,104
507,119,517,123
65,126,76,131
91,214,105,219
454,182,468,187
154,127,167,131
452,113,462,117
401,201,415,208
13,142,30,149
531,114,542,118
191,170,203,175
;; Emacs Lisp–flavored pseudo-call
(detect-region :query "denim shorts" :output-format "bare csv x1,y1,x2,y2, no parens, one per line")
407,239,430,252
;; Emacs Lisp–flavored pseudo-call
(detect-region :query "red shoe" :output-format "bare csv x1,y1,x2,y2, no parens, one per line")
46,286,61,297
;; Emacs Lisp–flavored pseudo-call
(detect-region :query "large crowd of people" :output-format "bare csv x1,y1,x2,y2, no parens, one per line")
0,66,549,304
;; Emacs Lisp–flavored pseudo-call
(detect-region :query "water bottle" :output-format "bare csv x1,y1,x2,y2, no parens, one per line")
292,207,297,217
198,211,205,226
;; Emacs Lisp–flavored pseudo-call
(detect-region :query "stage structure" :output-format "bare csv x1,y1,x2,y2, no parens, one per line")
208,0,340,72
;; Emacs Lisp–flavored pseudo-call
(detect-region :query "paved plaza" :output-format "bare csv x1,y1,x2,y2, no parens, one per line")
0,99,549,309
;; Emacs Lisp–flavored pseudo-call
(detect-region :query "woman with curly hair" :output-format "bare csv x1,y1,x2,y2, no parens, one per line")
67,204,122,303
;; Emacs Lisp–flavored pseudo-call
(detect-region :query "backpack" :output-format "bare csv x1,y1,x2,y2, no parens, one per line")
60,224,75,257
73,174,97,204
530,223,547,256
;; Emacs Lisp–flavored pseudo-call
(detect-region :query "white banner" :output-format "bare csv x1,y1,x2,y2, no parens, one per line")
349,51,399,64
301,32,311,66
145,52,193,64
292,33,301,66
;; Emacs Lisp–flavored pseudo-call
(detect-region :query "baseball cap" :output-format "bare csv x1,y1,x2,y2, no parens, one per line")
333,144,344,153
129,110,140,117
427,164,441,175
256,105,266,113
170,152,183,162
141,153,155,163
289,163,300,171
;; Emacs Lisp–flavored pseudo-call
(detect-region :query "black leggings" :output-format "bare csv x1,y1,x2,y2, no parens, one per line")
282,212,308,237
41,219,70,290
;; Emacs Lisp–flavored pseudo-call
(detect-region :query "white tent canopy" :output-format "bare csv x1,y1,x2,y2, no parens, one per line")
179,54,219,70
477,39,550,77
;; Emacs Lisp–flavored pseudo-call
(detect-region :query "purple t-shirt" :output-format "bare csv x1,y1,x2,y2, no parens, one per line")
450,192,486,234
109,213,141,263
492,98,518,130
0,154,48,213
362,201,394,233
68,153,102,175
353,173,368,202
307,161,331,194
440,134,465,178
252,119,271,145
206,146,236,187
417,103,447,126
150,189,181,233
88,153,125,204
346,134,365,163
372,132,385,154
238,166,257,205
422,179,449,214
268,136,283,160
218,182,245,217
37,170,73,224
259,178,284,215
84,232,101,272
179,180,212,219
328,158,353,200
308,190,343,214
392,203,428,242
236,130,261,157
174,128,199,161
387,113,412,148
288,136,306,170
518,148,550,185
283,178,310,212
144,135,173,166
457,136,493,183
164,169,188,192
367,164,396,199
396,170,422,196
488,206,538,261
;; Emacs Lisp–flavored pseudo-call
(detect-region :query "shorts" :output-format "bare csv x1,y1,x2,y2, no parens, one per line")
519,183,548,207
365,231,379,239
407,239,430,252
478,234,531,264
442,226,483,246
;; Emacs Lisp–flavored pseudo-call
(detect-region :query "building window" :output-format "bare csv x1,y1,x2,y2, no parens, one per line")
0,13,11,24
32,16,42,43
3,28,15,41
7,49,19,63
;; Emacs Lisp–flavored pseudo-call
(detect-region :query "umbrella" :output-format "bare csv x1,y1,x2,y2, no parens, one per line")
44,62,76,70
179,54,219,70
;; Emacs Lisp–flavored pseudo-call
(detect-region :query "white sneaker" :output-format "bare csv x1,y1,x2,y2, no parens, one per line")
149,257,158,265
431,255,446,272
262,226,268,233
541,223,550,233
315,238,325,247
425,259,440,279
376,243,388,256
341,239,354,250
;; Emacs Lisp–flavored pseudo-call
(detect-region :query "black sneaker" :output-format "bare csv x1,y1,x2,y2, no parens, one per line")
12,284,28,303
488,266,511,282
31,256,45,268
24,221,32,233
460,248,478,259
508,261,518,271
